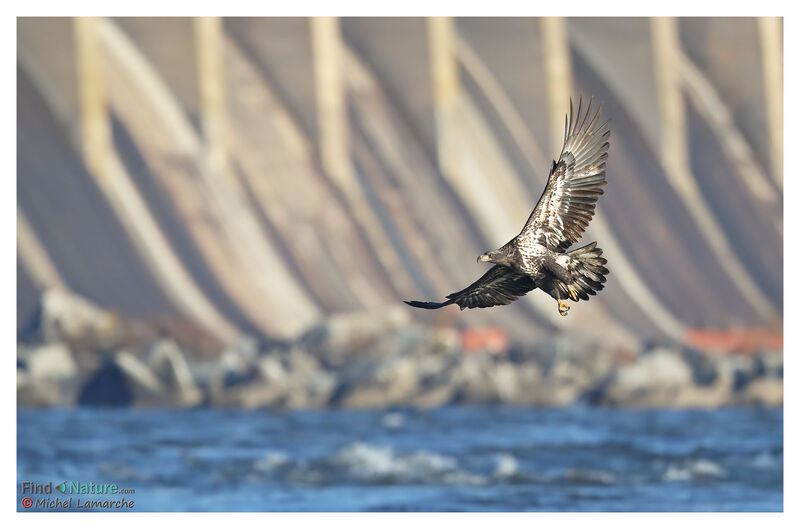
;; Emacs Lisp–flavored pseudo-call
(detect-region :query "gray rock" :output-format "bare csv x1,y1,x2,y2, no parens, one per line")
738,377,782,406
220,381,287,408
512,364,545,404
451,354,500,404
490,361,521,404
755,351,783,378
286,371,338,409
19,342,78,380
17,368,62,407
681,348,719,386
36,289,124,349
339,356,419,408
218,336,259,374
527,379,583,407
298,307,410,368
413,352,454,394
146,340,202,407
602,349,694,407
286,347,321,378
78,354,138,406
411,383,456,409
212,337,262,391
113,351,167,406
18,343,82,407
257,354,288,384
223,335,260,365
549,359,594,390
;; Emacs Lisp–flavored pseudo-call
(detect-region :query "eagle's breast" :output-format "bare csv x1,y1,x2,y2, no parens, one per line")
514,237,548,277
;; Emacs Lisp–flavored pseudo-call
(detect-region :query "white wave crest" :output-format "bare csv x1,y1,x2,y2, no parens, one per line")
663,459,726,481
563,468,616,485
381,412,405,429
253,451,290,472
492,453,519,479
330,442,485,485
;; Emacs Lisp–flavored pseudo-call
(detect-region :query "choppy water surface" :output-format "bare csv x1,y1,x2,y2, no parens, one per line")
17,406,782,511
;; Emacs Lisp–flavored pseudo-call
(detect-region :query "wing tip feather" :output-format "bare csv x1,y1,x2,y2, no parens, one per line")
404,299,452,310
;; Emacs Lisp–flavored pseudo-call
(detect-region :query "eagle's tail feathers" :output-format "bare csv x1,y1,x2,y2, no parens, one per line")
566,242,608,302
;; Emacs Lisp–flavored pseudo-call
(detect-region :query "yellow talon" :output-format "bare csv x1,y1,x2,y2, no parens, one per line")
558,300,570,316
568,285,578,300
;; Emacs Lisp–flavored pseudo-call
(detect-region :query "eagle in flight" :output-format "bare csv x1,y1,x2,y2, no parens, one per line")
405,98,610,317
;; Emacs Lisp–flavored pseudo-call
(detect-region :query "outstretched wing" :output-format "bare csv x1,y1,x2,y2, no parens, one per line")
404,265,535,310
519,98,610,251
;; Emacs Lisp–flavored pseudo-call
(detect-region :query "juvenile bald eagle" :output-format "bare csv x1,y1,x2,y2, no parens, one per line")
405,98,610,316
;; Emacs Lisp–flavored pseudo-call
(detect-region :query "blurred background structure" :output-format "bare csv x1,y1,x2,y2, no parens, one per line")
16,18,784,511
17,17,783,349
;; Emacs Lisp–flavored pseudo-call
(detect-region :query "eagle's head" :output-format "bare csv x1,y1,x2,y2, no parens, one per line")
477,247,512,266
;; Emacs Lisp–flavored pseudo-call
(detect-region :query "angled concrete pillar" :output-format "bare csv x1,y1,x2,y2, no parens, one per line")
427,17,461,179
651,17,688,179
17,208,67,291
74,17,112,181
194,16,227,178
310,17,350,189
540,17,573,155
758,17,783,187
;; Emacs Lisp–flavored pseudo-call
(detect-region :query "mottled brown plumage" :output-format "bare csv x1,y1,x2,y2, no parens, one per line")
405,97,610,316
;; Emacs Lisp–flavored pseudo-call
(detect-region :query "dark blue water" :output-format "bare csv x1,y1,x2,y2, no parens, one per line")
17,406,782,511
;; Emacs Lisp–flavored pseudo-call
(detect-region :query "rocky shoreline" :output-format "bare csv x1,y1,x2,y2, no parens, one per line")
18,291,782,409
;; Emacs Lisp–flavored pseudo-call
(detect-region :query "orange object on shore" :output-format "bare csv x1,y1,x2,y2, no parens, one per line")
685,328,782,354
460,327,509,355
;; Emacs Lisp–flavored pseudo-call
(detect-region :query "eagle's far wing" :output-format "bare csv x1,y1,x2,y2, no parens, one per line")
404,265,535,310
519,97,610,251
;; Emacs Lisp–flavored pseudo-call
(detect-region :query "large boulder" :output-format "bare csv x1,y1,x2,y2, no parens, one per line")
507,355,598,407
32,290,124,349
285,371,338,408
489,361,522,404
20,290,157,366
284,347,322,379
338,355,419,408
17,369,62,406
411,383,457,409
207,335,262,394
146,340,203,407
754,350,783,379
297,307,410,368
17,343,81,407
451,354,501,404
18,342,78,380
218,381,287,408
737,377,782,406
670,375,735,408
509,363,545,405
78,354,140,406
405,351,457,408
602,349,694,407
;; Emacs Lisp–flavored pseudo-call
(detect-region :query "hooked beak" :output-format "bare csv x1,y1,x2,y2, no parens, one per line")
477,253,491,263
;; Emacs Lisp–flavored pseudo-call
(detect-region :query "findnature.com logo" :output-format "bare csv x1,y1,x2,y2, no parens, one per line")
20,481,135,511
